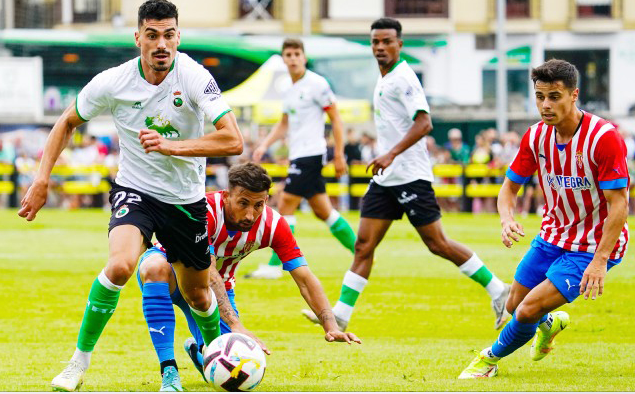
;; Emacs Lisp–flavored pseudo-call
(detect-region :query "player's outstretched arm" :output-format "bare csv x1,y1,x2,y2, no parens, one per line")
208,261,270,354
252,114,289,163
18,100,85,221
580,187,628,300
325,105,347,177
367,111,432,176
498,177,525,248
290,266,361,344
139,110,243,157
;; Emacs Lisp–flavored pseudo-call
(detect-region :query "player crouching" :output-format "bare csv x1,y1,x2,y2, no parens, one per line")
137,163,361,391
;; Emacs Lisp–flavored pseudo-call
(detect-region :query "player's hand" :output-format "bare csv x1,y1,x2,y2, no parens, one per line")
334,154,348,178
580,258,607,300
18,179,49,221
139,128,175,155
252,146,267,163
325,330,362,345
231,326,271,355
500,218,525,248
366,152,395,176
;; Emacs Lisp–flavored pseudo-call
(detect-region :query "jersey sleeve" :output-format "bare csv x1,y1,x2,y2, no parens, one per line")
185,62,232,126
398,74,430,120
594,130,629,189
76,70,112,121
313,77,336,110
270,217,305,271
507,128,537,184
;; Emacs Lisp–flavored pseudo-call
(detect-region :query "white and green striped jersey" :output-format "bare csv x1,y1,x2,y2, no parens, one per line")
76,52,231,204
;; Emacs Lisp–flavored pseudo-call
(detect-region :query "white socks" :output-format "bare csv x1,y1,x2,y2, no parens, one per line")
71,348,92,370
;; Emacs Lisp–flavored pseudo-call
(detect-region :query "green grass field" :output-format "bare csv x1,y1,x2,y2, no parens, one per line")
1,209,634,391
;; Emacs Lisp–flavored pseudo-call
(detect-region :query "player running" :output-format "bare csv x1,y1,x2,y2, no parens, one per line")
304,17,510,332
245,38,357,279
459,59,629,379
137,163,361,391
18,1,244,391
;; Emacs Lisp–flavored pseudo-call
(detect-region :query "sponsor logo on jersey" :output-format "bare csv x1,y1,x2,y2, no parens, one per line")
115,204,130,218
145,114,180,138
132,101,142,109
546,174,592,191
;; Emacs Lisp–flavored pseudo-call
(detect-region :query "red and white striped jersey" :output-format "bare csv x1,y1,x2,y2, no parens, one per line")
205,191,304,290
508,111,629,259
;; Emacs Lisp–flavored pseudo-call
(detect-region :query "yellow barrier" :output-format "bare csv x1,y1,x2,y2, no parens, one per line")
5,163,521,198
0,163,14,175
0,181,15,194
61,180,111,195
207,163,508,180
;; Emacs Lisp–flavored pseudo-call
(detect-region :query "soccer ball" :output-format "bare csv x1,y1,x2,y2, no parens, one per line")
203,333,267,391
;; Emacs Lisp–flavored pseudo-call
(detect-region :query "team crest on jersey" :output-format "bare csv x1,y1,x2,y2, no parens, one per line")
173,91,183,107
115,204,130,218
242,241,258,255
575,150,584,169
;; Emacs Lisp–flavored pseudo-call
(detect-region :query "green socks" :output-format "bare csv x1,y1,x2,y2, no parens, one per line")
268,215,296,267
326,210,356,254
332,270,368,322
459,253,505,299
189,291,221,346
77,270,122,352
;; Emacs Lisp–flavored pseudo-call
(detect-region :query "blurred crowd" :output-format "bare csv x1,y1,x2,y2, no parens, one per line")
2,123,635,215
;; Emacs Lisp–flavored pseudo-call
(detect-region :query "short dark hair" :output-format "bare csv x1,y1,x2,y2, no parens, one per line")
370,17,402,38
282,38,304,53
531,59,578,90
138,0,178,28
228,163,272,193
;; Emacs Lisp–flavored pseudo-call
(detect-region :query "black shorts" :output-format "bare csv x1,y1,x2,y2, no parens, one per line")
360,179,442,227
108,183,210,270
284,154,326,199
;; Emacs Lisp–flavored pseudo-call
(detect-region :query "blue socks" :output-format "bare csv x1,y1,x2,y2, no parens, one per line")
491,314,541,358
142,282,176,363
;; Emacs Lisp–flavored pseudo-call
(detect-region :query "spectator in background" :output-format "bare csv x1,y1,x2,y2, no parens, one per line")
0,139,16,164
360,132,378,164
494,130,520,168
470,132,495,213
483,127,502,159
470,133,492,165
256,126,274,163
71,135,102,166
445,128,470,164
426,136,440,166
344,128,362,165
